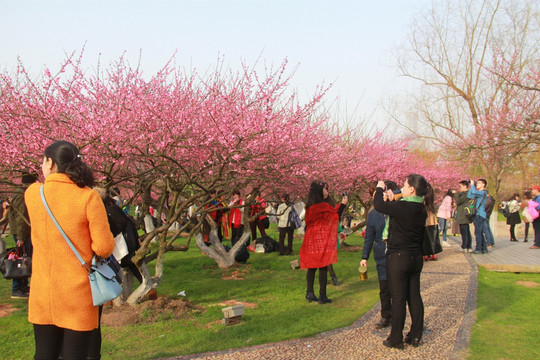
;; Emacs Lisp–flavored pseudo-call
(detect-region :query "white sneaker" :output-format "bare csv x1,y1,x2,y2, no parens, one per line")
442,241,452,247
466,248,474,253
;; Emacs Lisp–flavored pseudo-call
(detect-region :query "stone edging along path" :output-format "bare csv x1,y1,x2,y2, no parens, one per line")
165,239,477,360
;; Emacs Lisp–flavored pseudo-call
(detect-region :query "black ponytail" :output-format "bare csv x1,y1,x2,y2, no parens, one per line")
406,174,435,214
44,140,95,188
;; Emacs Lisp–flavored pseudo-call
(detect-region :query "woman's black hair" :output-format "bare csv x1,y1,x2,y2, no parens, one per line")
44,140,94,188
306,180,333,209
510,192,520,201
282,193,290,204
445,188,454,198
406,174,435,214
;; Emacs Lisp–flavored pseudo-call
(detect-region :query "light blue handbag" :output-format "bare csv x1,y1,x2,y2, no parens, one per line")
40,185,122,306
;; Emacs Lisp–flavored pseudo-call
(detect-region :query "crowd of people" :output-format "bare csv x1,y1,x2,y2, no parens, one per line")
1,139,539,357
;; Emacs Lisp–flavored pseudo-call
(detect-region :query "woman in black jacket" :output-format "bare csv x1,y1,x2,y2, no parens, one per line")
373,174,434,349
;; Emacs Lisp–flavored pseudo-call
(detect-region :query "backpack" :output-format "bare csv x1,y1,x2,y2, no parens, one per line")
287,205,302,229
464,198,477,222
254,235,279,253
484,195,495,217
224,245,250,263
464,192,487,222
501,204,510,218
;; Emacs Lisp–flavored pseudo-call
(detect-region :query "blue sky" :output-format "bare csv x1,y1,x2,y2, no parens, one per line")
0,0,432,126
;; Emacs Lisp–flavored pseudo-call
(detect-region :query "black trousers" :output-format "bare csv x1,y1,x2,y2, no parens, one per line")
386,252,424,344
379,279,392,320
278,227,294,254
534,219,540,247
306,267,328,296
459,224,472,249
34,324,93,360
509,224,517,240
249,218,267,241
231,225,245,246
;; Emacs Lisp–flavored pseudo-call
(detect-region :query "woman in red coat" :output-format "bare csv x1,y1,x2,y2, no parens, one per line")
300,181,347,304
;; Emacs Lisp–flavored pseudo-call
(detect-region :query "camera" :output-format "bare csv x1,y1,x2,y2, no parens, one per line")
342,192,347,197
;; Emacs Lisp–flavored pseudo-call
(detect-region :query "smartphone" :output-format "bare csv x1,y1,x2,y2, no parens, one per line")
342,192,347,197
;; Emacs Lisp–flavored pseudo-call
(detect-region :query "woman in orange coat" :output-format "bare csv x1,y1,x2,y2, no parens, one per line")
25,140,114,360
300,181,347,304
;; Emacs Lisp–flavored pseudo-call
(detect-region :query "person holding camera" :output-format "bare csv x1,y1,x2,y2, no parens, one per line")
467,179,490,254
299,181,347,304
373,174,433,349
360,180,399,329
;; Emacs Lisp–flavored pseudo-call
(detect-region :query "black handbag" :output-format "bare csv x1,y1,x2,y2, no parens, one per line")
0,246,32,279
422,212,442,256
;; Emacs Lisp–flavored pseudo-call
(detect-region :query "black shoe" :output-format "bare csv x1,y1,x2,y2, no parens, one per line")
318,295,332,304
404,334,421,347
331,274,340,286
374,318,391,328
305,292,319,303
524,239,528,242
382,339,404,349
11,290,29,299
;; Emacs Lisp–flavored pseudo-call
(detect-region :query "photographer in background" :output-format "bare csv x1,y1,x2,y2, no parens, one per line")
467,179,489,254
0,173,37,299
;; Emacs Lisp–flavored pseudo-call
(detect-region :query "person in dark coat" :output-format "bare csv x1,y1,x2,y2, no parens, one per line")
454,181,473,252
360,181,397,329
1,173,37,299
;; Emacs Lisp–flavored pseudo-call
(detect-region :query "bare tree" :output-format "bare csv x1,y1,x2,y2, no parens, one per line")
391,0,540,197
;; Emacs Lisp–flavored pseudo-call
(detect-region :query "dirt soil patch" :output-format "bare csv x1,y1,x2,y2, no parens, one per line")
0,304,18,318
340,245,363,252
516,281,540,288
101,297,205,327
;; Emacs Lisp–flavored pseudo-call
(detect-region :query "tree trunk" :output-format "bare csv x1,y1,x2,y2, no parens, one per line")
197,219,251,269
126,262,161,305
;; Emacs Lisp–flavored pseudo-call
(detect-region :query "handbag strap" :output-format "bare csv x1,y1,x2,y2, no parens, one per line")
39,185,89,271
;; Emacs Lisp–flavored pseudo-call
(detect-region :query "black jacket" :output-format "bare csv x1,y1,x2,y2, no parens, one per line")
373,188,426,255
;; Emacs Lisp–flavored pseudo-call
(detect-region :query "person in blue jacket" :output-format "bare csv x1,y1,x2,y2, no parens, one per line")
360,180,396,328
467,179,489,254
530,185,540,249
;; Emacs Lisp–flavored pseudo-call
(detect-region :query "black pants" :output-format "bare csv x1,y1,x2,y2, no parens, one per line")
306,267,328,296
34,324,93,360
231,225,245,246
534,219,540,247
379,279,391,320
386,252,424,344
459,224,472,249
524,222,530,240
509,224,517,241
249,218,267,241
86,306,103,360
278,227,294,255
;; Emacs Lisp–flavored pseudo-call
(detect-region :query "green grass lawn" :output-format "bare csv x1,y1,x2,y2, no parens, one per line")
0,227,380,359
468,268,540,360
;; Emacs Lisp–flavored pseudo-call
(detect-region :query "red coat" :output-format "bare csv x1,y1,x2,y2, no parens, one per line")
300,202,340,269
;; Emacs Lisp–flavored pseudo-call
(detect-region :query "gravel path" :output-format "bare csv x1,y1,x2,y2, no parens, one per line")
166,239,477,360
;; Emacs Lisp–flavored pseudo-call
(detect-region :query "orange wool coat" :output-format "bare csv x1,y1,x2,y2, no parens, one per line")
25,173,115,331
